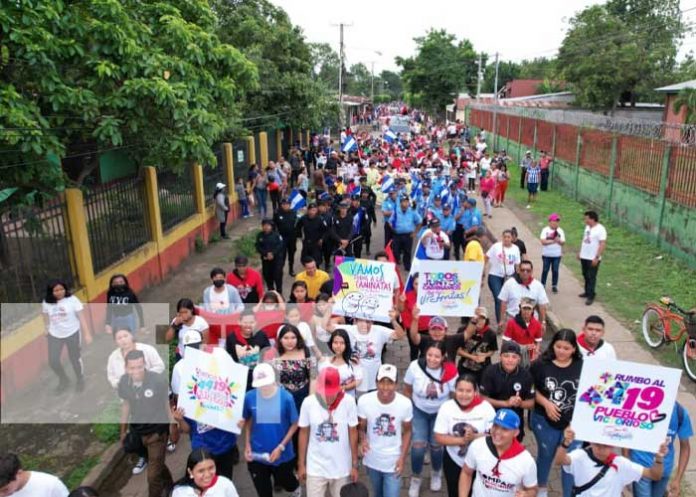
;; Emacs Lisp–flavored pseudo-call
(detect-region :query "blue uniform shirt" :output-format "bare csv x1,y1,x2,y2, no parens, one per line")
440,213,456,233
381,197,396,216
462,208,483,230
391,207,422,234
630,402,693,476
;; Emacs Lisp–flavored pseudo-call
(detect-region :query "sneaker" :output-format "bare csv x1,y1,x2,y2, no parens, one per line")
578,293,588,298
585,297,594,306
552,286,558,294
408,477,422,497
430,470,442,492
289,487,302,497
166,441,176,453
537,488,548,497
132,457,148,475
526,204,531,209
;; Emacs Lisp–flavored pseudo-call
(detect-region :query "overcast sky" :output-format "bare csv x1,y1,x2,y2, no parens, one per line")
270,0,696,74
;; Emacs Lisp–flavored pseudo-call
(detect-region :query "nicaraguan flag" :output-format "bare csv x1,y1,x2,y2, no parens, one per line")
381,175,394,193
440,189,450,206
384,128,397,144
289,189,306,211
342,135,358,153
352,209,363,236
410,178,421,200
404,238,428,292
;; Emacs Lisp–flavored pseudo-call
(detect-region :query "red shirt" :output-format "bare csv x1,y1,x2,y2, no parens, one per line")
401,290,431,331
503,317,543,347
226,268,264,304
480,177,495,194
539,157,552,170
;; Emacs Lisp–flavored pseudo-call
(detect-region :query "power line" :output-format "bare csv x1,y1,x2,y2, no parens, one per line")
0,144,141,170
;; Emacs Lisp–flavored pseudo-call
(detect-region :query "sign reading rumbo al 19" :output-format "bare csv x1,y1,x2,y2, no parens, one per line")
416,261,483,317
571,359,681,452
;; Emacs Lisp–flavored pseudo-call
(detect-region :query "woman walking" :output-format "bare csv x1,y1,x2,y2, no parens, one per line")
540,213,565,293
42,279,92,393
105,273,144,335
252,165,269,218
214,182,230,239
493,164,509,207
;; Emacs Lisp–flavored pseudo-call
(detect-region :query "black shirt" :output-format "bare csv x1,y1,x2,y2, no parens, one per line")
225,331,271,390
458,328,499,374
480,363,535,421
106,288,144,327
297,214,325,243
513,239,527,258
530,358,583,430
273,210,298,239
416,334,465,364
118,371,170,435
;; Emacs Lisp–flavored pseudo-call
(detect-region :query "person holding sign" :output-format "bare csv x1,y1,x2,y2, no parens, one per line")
554,426,667,497
530,329,584,497
458,409,538,497
419,218,450,260
627,401,693,497
171,448,240,497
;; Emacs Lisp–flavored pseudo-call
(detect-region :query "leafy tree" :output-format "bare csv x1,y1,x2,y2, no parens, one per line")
558,0,686,110
310,42,340,92
379,70,403,100
536,79,565,94
397,29,478,114
1,0,257,204
673,88,696,124
344,62,371,96
212,0,335,131
482,59,517,94
518,58,557,80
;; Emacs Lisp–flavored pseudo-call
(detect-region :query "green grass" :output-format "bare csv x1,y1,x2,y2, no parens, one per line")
231,229,260,264
64,456,99,488
504,161,696,368
92,401,122,444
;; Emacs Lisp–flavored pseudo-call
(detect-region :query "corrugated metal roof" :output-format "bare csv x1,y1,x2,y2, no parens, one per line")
655,79,696,93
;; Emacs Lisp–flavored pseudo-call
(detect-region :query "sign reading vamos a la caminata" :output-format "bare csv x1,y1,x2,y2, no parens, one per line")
571,359,681,452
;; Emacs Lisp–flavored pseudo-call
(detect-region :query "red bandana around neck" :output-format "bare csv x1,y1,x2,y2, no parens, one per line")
455,394,483,412
487,437,526,477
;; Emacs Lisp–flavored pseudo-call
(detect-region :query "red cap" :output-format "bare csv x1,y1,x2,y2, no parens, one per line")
316,367,342,397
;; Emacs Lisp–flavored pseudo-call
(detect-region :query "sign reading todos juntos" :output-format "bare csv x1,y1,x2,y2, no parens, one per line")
571,358,681,451
416,261,483,317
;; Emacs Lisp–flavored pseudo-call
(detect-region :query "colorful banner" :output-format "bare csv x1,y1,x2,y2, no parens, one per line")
572,359,681,451
177,347,248,434
332,258,397,323
415,261,483,317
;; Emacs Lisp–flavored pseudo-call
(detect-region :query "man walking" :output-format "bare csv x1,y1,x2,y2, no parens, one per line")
274,198,298,277
520,150,533,189
389,194,422,271
578,210,607,306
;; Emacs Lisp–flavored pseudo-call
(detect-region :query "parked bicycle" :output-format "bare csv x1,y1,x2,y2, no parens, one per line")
642,296,696,381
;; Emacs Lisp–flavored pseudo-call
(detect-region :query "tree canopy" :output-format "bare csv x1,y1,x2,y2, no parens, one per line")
397,29,478,113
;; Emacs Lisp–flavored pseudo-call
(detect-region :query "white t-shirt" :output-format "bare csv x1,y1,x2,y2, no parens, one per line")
318,359,364,397
563,449,644,497
343,325,394,392
404,361,457,414
421,229,450,260
171,476,239,497
540,226,566,258
498,278,549,318
464,437,537,497
107,342,166,388
207,287,230,312
579,223,607,260
358,391,413,473
12,471,69,497
486,243,521,278
578,340,617,360
434,399,496,467
466,161,478,179
42,296,83,338
175,315,209,357
298,394,358,479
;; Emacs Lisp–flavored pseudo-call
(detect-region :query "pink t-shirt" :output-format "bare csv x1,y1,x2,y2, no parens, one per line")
480,177,495,194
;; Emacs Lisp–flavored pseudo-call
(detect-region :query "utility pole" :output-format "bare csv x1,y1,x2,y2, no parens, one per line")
476,53,482,99
493,52,500,149
331,22,352,127
370,61,375,104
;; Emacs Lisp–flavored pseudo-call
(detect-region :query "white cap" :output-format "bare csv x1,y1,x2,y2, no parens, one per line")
182,330,202,346
376,364,397,382
252,363,275,388
216,182,226,189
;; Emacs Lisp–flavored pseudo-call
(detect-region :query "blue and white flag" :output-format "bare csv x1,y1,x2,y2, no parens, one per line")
384,128,397,144
289,189,306,211
410,178,421,200
404,238,428,292
440,189,451,206
381,175,394,193
352,209,363,236
353,185,361,197
342,135,358,153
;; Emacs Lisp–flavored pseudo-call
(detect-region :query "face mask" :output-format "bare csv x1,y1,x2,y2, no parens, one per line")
113,284,127,293
213,280,225,288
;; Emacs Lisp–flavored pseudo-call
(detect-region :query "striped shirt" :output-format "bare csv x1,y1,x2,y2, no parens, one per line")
527,165,541,184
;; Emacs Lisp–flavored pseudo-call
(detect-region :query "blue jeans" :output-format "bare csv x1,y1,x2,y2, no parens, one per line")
111,313,138,334
411,405,443,476
530,411,580,497
633,476,670,497
488,274,505,324
254,188,267,217
541,256,561,288
366,467,401,497
240,199,250,217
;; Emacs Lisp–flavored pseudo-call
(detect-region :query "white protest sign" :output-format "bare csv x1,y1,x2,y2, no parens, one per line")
416,261,483,317
571,358,681,451
177,347,248,434
332,258,397,323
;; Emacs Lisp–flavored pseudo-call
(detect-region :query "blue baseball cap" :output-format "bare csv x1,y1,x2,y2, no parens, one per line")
493,409,520,430
466,198,477,206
